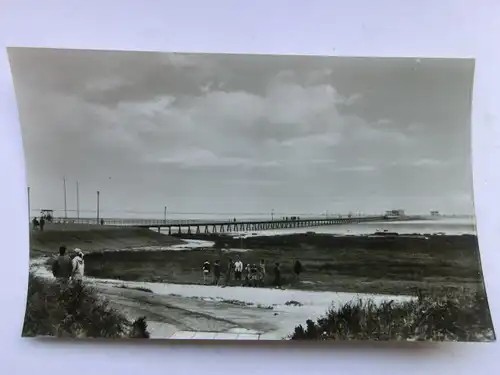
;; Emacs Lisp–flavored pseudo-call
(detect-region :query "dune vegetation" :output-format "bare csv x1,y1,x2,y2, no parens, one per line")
23,273,150,339
291,289,495,341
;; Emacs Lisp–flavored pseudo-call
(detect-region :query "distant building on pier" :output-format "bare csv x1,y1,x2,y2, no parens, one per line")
385,209,405,218
430,210,440,217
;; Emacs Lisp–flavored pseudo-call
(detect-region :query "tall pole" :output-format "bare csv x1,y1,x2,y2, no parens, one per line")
63,176,67,219
27,186,31,221
97,190,100,223
76,181,80,220
164,206,167,223
271,209,274,221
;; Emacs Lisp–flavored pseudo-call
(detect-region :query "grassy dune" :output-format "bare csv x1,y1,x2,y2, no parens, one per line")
29,225,181,257
23,273,150,339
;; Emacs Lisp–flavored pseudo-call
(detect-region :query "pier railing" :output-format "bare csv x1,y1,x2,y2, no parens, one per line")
39,217,212,226
35,215,376,227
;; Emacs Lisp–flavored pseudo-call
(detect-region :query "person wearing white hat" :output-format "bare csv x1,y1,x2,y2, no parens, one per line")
71,248,85,281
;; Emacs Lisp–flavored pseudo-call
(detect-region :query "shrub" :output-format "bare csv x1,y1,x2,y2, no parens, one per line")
23,273,150,339
130,317,150,338
290,290,495,342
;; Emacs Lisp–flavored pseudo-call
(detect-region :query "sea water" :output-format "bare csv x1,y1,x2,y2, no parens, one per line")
160,217,476,237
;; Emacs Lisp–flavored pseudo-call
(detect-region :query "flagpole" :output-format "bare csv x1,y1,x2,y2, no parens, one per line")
97,190,100,223
76,181,80,220
63,176,67,219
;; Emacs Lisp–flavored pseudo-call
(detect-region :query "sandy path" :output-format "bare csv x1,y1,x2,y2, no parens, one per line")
96,284,280,338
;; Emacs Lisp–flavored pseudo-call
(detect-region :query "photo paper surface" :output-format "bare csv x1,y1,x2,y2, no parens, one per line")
8,47,494,342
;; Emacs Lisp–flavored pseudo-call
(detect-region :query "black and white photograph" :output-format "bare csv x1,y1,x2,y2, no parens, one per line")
8,47,495,341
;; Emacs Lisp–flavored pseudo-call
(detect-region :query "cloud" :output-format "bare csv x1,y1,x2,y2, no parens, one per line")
335,165,377,172
376,119,393,126
147,149,281,169
412,159,451,167
311,159,337,165
389,159,452,168
22,68,415,179
344,93,362,106
280,133,341,148
159,53,201,68
85,76,128,92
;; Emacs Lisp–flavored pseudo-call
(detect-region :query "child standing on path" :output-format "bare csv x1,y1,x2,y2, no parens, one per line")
202,260,211,284
234,256,243,285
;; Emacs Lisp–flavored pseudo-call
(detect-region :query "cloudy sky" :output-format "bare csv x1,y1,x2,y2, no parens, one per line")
8,48,475,218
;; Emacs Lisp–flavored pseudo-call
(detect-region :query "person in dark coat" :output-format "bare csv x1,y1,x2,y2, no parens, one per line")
32,217,39,230
258,259,266,286
273,262,282,288
250,264,258,287
51,245,73,281
224,258,233,286
293,259,303,283
39,217,45,231
213,260,221,286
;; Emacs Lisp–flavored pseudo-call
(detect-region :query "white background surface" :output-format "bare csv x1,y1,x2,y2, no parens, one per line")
0,0,499,373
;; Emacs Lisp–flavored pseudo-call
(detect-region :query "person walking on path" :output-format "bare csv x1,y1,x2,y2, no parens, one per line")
293,259,303,283
213,260,221,286
202,260,211,285
32,217,39,231
39,217,45,231
234,256,243,284
273,262,282,289
244,263,251,286
258,259,266,286
224,258,234,286
71,248,85,282
51,245,73,281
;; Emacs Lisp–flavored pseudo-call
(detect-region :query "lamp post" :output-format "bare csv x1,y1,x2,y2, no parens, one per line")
164,206,167,224
271,209,274,221
97,190,100,223
63,176,67,219
76,181,80,220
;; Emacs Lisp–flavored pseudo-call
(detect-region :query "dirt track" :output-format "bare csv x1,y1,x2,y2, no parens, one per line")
94,283,280,338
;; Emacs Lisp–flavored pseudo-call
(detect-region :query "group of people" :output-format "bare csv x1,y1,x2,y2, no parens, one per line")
202,255,303,289
32,217,46,231
51,245,85,282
